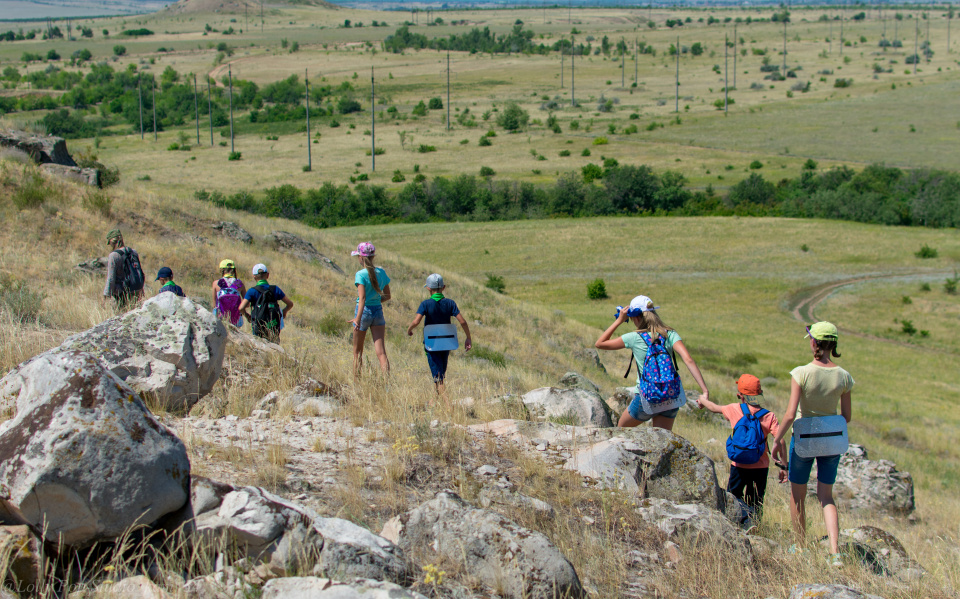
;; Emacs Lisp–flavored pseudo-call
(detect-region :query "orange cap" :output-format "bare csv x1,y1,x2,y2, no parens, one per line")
737,374,762,396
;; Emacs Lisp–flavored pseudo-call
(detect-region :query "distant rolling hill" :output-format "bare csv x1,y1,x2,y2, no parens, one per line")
161,0,338,15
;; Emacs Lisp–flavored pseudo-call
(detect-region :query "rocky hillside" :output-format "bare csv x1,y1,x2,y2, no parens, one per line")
0,149,953,599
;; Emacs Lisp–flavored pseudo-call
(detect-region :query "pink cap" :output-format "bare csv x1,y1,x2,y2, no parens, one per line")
351,242,376,257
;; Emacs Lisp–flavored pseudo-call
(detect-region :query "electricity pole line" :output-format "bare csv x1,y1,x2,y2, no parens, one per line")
305,68,311,172
193,74,199,146
228,65,234,154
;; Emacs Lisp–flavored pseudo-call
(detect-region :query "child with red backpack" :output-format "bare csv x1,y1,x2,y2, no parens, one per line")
211,259,246,327
595,295,709,431
698,374,784,527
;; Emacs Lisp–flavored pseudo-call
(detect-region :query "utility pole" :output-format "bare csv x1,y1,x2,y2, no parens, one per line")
634,37,638,83
949,5,953,53
914,18,919,73
152,78,157,142
446,51,451,131
207,77,213,146
674,35,679,113
782,19,787,73
561,39,564,87
733,24,737,89
840,3,844,56
571,37,575,107
245,3,247,33
193,74,199,146
260,0,263,35
621,37,625,87
371,67,376,172
305,68,311,172
724,34,728,115
228,65,234,153
137,72,143,140
830,17,833,53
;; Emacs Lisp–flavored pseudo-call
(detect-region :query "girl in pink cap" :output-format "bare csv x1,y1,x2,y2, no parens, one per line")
348,242,391,380
595,295,709,430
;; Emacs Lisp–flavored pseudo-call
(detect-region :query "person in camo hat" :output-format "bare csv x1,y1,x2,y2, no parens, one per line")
102,229,144,309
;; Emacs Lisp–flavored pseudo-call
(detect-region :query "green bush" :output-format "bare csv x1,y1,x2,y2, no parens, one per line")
391,170,405,182
428,97,443,109
749,160,764,169
479,166,495,177
915,244,938,259
920,282,931,292
559,149,571,157
478,136,492,147
411,100,428,116
12,170,47,210
485,273,506,293
581,148,591,156
112,45,126,56
582,163,604,183
592,137,609,145
945,274,959,295
228,151,242,161
900,319,917,335
587,278,608,299
495,102,529,131
317,311,349,337
417,144,436,153
0,273,45,323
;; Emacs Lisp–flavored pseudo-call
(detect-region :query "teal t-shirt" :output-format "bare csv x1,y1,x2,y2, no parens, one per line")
621,329,684,396
354,268,390,306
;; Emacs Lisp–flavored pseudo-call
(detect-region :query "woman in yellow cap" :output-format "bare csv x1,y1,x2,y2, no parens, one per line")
772,321,854,565
212,259,247,327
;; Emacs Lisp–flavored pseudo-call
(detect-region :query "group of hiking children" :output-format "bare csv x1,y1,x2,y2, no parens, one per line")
103,231,853,564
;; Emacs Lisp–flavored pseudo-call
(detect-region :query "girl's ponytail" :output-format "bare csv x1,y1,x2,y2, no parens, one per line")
361,255,382,294
814,339,840,361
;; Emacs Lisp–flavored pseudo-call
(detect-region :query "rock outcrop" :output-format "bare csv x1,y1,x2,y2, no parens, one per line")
0,350,189,546
59,294,227,412
809,445,915,514
261,577,429,599
635,498,752,560
521,387,614,428
39,163,99,186
836,526,925,581
382,491,585,599
263,231,344,275
557,371,601,395
788,584,886,599
0,130,77,166
211,221,254,244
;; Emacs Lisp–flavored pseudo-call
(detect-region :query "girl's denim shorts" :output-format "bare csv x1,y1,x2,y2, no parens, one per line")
355,304,386,331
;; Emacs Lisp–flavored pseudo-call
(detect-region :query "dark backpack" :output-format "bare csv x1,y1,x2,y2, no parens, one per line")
637,332,682,405
726,404,770,465
117,248,144,293
250,285,282,335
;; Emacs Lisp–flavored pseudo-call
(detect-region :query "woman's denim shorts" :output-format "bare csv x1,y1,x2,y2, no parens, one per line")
787,436,841,485
355,304,386,331
628,394,680,421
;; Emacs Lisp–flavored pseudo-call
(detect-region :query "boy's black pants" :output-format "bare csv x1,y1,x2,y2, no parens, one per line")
727,465,768,517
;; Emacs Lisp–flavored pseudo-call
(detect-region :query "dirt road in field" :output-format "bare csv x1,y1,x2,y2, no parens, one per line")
785,271,954,349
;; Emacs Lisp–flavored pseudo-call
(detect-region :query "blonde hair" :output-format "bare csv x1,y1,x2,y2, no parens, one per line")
220,267,237,278
632,301,672,341
359,255,381,294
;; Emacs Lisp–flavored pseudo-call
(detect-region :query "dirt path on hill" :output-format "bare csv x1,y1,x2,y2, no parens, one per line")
785,271,954,350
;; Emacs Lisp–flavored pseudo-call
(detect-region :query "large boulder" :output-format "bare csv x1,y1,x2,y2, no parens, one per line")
808,445,915,515
381,491,585,599
835,526,925,581
263,231,344,275
262,578,428,599
522,387,614,428
557,372,600,395
59,294,227,412
211,221,253,244
635,498,752,561
0,130,77,166
169,477,412,584
788,584,886,599
0,351,189,546
39,163,99,186
563,427,724,510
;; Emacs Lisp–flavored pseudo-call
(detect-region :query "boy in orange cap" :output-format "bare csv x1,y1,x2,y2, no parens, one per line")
698,374,783,526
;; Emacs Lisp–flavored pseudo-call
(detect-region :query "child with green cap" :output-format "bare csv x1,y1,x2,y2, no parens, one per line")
407,273,472,398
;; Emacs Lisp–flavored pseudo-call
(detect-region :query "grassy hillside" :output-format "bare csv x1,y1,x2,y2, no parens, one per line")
1,156,959,598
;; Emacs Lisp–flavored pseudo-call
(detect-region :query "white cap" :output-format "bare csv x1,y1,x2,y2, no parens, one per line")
252,263,268,276
629,295,659,312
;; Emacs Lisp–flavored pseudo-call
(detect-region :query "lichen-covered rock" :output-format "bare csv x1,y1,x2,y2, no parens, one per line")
605,387,634,415
836,526,925,581
381,491,585,599
170,477,412,584
557,372,601,395
563,426,724,510
263,231,344,275
0,130,77,165
809,445,915,515
99,575,173,599
211,221,253,244
635,498,752,561
478,485,556,519
59,294,227,412
39,163,99,186
0,350,189,546
522,387,614,428
262,577,429,599
788,584,886,599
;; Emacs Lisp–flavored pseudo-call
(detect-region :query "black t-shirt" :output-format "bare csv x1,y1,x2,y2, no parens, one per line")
416,297,460,326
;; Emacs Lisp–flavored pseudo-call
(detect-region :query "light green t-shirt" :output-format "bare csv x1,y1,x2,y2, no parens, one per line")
790,363,855,419
621,330,684,397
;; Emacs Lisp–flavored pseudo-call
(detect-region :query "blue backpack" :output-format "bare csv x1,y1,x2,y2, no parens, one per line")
726,404,769,465
637,332,682,405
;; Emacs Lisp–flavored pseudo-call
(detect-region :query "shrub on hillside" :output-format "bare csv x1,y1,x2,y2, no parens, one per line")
11,169,47,210
727,172,776,207
411,100,428,116
428,97,443,109
478,136,492,147
0,273,44,323
915,244,938,259
587,278,608,300
479,166,495,177
228,151,242,161
495,102,529,131
485,274,506,294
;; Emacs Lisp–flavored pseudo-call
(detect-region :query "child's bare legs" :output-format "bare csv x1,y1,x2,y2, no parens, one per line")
352,329,367,381
369,325,390,373
651,415,675,431
818,482,840,554
618,409,643,427
790,482,808,545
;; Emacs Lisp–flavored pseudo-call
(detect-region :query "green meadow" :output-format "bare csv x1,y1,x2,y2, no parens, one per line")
327,216,960,490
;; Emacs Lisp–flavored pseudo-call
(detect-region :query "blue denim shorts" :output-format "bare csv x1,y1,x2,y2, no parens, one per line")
355,304,386,331
788,436,842,485
628,394,680,422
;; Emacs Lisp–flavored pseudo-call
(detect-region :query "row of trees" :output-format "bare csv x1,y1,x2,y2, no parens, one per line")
193,164,960,230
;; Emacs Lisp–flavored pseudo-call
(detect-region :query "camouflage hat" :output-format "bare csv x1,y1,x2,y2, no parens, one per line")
106,229,122,244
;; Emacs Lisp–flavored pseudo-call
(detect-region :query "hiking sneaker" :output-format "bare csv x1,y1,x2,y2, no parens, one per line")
828,552,843,568
787,544,805,555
